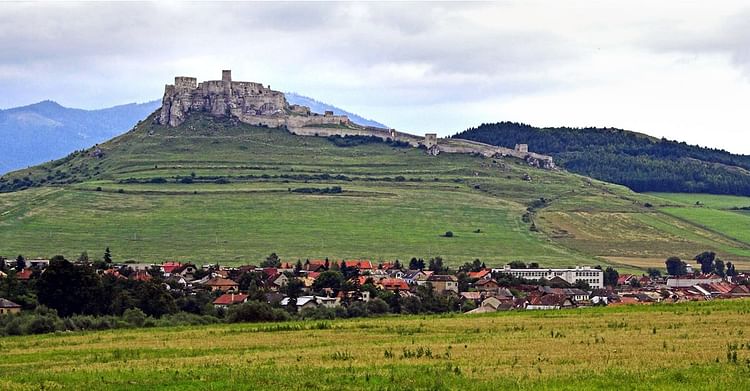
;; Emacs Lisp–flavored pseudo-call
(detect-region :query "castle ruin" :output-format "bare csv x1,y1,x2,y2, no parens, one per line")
157,70,555,169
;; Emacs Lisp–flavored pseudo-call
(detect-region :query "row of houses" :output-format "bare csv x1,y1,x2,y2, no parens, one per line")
3,258,750,316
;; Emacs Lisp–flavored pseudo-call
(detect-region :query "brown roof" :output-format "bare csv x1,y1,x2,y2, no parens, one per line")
212,293,248,305
204,277,238,287
427,274,458,282
0,298,21,308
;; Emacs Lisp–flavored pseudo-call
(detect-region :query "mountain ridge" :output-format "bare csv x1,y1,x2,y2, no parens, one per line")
454,122,750,196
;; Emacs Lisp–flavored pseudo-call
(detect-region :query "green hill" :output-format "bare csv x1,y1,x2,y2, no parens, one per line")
454,122,750,196
2,112,750,270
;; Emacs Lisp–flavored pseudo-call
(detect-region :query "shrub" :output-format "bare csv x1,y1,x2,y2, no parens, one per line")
227,301,290,323
346,301,369,318
27,316,61,334
123,308,147,327
444,231,454,238
366,298,390,315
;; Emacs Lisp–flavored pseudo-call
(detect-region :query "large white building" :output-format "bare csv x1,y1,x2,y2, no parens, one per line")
492,265,604,289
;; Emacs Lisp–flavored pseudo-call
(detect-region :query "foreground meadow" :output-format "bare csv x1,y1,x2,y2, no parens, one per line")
2,300,750,390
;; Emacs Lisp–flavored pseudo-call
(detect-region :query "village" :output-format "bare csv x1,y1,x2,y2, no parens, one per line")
1,252,748,321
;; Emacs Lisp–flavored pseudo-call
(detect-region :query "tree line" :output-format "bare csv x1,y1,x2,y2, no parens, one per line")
454,122,750,196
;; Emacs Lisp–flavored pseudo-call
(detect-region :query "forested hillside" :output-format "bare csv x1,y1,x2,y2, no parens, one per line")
454,122,750,195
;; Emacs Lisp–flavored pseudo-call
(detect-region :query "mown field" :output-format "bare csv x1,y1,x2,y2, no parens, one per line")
1,300,750,390
2,113,750,271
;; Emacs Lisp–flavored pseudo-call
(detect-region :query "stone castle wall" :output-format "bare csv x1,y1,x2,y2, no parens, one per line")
157,71,554,169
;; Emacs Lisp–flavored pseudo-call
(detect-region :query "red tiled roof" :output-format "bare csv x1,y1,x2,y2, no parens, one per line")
161,262,182,274
306,271,321,280
380,278,409,291
131,270,152,282
16,269,33,281
617,274,634,285
344,260,373,269
468,270,491,279
213,293,248,305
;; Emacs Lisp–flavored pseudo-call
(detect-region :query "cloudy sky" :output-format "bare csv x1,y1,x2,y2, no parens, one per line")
2,1,749,153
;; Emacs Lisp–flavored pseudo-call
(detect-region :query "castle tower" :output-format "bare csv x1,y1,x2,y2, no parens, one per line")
222,70,232,82
424,133,438,148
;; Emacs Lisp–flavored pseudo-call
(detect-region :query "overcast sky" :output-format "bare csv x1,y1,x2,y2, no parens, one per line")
2,1,749,153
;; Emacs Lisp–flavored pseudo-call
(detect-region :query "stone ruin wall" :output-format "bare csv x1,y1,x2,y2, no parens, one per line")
157,71,555,169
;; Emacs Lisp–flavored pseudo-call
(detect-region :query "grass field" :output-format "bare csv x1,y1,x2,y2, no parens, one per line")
3,113,750,270
1,299,750,390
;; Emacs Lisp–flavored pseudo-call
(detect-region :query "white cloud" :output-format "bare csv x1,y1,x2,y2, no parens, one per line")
0,1,749,153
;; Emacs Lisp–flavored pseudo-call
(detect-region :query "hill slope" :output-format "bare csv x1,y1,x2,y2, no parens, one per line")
0,100,161,174
2,113,750,269
454,122,750,196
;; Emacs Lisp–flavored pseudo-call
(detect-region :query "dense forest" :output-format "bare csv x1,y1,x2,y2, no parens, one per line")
454,122,750,195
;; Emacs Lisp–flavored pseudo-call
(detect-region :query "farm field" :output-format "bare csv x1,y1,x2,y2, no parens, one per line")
1,299,750,390
3,113,750,270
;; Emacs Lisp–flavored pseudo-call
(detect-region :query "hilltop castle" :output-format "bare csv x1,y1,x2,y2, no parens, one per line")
157,70,555,169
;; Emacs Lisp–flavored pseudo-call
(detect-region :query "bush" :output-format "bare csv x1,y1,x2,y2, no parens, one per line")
27,316,61,334
366,298,390,315
226,301,290,323
346,301,369,318
123,308,147,327
444,231,454,238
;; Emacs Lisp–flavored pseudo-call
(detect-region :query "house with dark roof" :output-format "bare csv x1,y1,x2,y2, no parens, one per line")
0,298,21,315
426,274,459,294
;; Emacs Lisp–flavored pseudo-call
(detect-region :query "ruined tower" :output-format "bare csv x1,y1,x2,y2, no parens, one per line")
424,133,438,148
222,70,232,82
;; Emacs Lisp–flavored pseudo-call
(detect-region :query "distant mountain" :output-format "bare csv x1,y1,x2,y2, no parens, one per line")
0,100,161,174
0,95,387,175
454,122,750,196
285,93,388,128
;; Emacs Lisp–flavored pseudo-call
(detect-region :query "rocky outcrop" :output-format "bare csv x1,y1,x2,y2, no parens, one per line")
157,70,555,169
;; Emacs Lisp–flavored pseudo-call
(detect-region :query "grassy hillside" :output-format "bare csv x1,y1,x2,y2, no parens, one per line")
454,122,750,196
2,113,750,269
1,300,750,390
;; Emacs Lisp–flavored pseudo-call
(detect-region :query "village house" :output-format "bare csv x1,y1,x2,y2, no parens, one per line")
467,269,492,282
493,265,604,289
0,298,22,315
213,293,249,308
379,278,410,292
426,274,459,294
344,260,374,271
203,277,239,292
403,270,432,286
667,274,723,288
280,295,340,312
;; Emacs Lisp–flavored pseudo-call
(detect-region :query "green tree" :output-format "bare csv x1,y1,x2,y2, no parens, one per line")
36,256,105,317
428,257,447,273
665,257,687,276
135,281,177,317
260,253,281,268
726,262,737,277
647,268,662,278
603,267,619,287
409,258,425,270
714,259,725,277
694,251,716,274
103,247,112,264
15,255,26,270
508,261,527,269
312,271,344,292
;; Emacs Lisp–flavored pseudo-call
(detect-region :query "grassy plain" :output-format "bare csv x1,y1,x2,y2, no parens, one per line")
1,299,750,390
2,113,750,270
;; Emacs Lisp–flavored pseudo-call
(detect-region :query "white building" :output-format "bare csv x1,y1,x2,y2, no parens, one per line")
492,265,604,289
666,275,722,288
